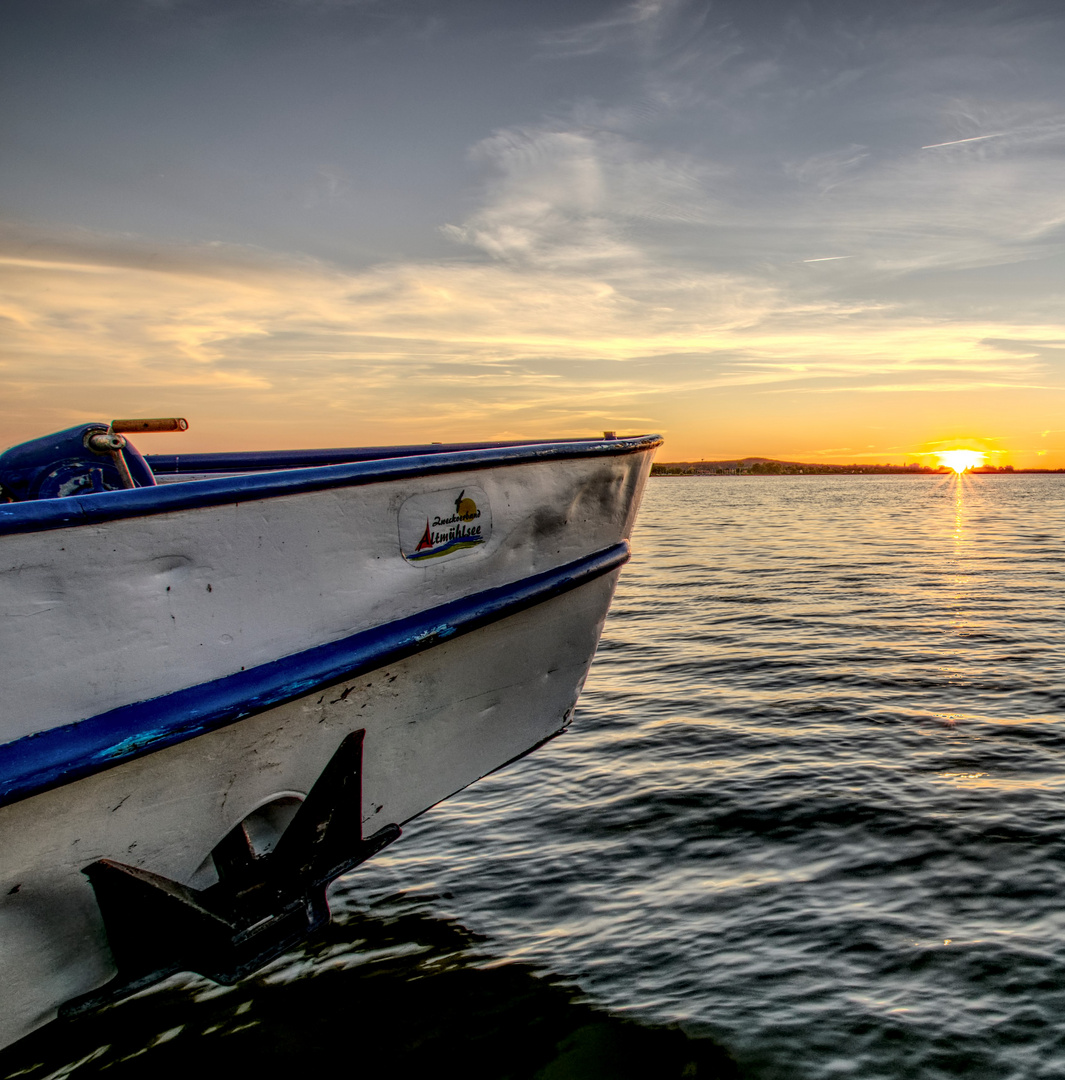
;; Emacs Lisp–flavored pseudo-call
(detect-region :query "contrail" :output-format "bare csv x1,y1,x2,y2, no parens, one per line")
803,256,853,263
921,133,1006,149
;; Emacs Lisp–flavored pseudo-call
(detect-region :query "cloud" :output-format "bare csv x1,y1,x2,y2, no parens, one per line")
0,217,773,447
534,2,1065,282
786,145,871,194
772,381,1065,395
538,0,684,59
300,166,354,210
440,125,724,269
5,210,1065,456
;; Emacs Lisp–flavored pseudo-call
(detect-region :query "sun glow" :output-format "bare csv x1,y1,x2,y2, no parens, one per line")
937,449,985,473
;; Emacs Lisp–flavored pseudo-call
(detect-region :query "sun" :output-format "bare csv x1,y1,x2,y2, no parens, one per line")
937,449,984,473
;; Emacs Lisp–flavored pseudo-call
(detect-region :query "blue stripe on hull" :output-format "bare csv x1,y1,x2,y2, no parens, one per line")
0,435,661,536
0,542,629,809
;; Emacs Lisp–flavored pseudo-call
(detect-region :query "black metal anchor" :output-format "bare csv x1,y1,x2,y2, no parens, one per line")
62,729,400,1016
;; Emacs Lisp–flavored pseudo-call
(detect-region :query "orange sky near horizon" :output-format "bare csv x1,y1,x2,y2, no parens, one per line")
2,234,1064,470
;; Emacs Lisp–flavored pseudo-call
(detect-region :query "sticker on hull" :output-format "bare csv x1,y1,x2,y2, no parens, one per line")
399,486,491,563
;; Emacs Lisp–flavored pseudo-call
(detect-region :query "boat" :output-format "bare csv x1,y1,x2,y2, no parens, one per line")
0,419,661,1050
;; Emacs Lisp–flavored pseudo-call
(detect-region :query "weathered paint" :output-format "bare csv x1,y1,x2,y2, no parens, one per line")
0,543,629,808
1,447,657,742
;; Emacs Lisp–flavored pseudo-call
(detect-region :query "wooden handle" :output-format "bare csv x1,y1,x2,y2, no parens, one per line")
110,418,189,433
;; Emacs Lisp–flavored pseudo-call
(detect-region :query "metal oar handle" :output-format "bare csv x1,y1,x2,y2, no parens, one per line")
111,418,189,433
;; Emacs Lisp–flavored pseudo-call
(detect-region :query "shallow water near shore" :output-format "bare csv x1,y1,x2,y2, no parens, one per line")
5,473,1065,1079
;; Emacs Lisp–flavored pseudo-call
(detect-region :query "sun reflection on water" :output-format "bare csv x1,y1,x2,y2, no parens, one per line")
935,471,979,713
953,476,962,546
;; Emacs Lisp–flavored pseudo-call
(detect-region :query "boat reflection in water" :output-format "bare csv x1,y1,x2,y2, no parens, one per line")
0,904,741,1080
0,421,660,1051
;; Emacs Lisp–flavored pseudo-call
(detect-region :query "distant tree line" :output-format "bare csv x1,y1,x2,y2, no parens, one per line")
650,461,1028,476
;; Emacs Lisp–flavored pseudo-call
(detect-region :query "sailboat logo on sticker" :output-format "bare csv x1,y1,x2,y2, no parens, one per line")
400,486,491,563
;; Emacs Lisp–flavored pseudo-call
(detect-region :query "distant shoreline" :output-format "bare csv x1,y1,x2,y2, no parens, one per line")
652,461,1065,476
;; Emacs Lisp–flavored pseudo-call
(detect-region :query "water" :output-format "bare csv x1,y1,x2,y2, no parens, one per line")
5,474,1065,1079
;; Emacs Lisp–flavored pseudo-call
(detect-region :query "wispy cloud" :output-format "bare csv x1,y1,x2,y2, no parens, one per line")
538,0,685,59
771,381,1065,395
535,4,1065,283
786,145,871,195
4,216,1065,454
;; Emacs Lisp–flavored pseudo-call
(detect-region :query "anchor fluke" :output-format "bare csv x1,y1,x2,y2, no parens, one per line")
62,730,399,1016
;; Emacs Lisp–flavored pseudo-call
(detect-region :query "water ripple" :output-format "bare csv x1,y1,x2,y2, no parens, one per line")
341,474,1065,1079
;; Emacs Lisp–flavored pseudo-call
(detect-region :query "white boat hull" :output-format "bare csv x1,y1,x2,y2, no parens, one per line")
0,434,659,1049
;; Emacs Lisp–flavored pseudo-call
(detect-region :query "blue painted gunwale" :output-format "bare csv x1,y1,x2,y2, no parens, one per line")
0,542,629,809
0,435,662,537
143,437,595,474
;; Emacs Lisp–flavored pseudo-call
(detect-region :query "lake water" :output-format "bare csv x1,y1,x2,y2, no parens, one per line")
5,474,1065,1079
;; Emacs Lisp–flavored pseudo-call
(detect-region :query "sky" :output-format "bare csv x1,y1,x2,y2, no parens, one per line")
4,0,1065,465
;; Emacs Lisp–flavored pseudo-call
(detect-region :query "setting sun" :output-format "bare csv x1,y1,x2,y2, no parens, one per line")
937,450,985,473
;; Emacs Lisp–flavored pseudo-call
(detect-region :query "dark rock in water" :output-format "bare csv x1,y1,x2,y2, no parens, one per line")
0,908,741,1080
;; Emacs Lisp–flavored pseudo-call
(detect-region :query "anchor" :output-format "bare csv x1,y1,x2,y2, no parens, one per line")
61,730,400,1015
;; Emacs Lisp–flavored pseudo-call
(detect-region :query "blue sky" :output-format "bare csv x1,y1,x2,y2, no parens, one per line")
4,0,1065,464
